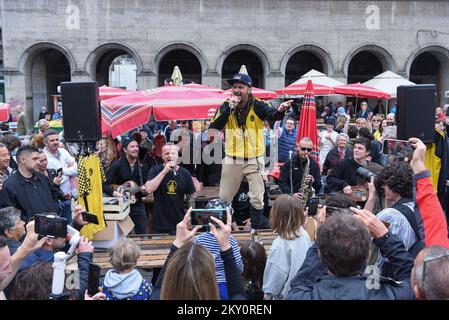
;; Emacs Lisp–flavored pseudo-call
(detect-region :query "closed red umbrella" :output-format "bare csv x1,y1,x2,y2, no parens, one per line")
296,80,319,162
223,87,279,100
276,83,335,96
99,85,133,101
333,83,391,99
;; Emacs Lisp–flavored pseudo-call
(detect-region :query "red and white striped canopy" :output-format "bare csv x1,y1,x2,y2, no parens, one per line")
223,87,278,100
99,85,133,101
101,86,226,137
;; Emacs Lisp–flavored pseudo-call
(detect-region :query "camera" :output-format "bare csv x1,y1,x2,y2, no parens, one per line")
383,139,414,157
355,167,376,182
82,211,99,225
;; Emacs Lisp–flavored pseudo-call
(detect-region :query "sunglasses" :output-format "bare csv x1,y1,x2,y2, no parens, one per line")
300,147,313,152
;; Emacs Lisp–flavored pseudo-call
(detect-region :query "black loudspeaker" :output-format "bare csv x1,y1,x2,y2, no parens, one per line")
396,84,436,143
60,81,101,142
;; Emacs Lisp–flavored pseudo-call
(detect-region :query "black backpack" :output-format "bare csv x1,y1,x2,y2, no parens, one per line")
391,198,426,258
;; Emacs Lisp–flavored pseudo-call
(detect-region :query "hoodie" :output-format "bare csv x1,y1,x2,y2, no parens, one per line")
103,269,148,300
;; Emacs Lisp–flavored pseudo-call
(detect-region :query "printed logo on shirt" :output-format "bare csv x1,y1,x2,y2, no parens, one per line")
167,180,177,195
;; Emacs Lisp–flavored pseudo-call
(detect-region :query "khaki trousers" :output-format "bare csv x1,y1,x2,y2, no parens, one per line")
219,156,265,210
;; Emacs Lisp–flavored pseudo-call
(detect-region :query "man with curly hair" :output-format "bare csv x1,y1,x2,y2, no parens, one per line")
364,162,425,277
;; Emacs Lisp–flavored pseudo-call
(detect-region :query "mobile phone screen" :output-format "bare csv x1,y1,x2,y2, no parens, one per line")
82,212,99,225
57,168,63,176
191,209,227,226
383,139,414,156
87,263,101,296
34,214,67,238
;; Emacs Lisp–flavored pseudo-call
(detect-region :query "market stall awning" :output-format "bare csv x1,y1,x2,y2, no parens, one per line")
333,83,391,99
276,82,335,96
363,71,415,99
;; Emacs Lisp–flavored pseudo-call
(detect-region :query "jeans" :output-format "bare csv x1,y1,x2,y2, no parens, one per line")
130,202,148,234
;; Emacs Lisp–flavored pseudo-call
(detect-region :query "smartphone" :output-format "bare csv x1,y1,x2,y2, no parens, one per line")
191,209,227,227
82,212,99,225
306,197,319,216
34,214,67,238
56,168,63,177
383,139,414,156
87,263,101,296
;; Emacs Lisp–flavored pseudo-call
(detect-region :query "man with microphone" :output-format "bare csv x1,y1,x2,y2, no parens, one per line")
145,143,195,234
210,73,292,229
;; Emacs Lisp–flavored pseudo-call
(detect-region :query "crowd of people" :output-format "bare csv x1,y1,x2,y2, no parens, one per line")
0,73,449,301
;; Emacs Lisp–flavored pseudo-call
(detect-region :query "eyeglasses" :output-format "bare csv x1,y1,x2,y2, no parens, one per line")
300,147,313,152
421,253,449,290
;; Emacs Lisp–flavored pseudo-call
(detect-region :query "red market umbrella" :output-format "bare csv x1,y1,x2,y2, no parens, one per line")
101,91,153,138
99,85,133,101
296,80,319,162
0,103,11,122
223,87,279,100
145,86,227,121
182,83,223,94
333,83,391,99
101,86,227,137
276,83,335,96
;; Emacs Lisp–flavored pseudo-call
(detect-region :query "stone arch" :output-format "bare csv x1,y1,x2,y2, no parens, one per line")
342,44,396,78
153,42,207,86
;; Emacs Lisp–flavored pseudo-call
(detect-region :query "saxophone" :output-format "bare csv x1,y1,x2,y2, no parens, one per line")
299,156,314,206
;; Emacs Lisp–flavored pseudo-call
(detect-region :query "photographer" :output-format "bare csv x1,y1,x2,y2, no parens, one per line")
18,212,94,300
287,208,414,300
326,137,371,194
364,162,424,277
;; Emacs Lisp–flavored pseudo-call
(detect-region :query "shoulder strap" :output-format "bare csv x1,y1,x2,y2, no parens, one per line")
392,199,421,241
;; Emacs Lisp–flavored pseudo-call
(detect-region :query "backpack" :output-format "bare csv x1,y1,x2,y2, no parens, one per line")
392,199,426,258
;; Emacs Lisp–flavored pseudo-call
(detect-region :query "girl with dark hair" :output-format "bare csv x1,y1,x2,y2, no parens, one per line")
240,240,266,300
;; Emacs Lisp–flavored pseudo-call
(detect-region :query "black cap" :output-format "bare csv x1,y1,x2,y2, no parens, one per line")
227,73,253,87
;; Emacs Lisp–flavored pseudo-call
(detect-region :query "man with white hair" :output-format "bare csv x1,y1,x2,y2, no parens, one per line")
37,119,50,135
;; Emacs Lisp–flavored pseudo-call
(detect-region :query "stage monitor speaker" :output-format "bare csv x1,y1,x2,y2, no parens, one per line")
396,84,436,143
60,81,101,142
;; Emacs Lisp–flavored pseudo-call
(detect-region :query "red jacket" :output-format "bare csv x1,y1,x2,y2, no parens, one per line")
415,170,449,248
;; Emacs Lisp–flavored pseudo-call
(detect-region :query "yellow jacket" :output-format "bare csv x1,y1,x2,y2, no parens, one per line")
210,97,285,159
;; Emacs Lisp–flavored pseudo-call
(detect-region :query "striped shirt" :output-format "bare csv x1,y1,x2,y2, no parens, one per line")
194,232,243,284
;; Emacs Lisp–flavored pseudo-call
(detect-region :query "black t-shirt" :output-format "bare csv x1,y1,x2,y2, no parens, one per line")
148,164,195,232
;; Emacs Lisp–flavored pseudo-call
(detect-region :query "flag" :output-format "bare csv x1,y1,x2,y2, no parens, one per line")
296,80,319,162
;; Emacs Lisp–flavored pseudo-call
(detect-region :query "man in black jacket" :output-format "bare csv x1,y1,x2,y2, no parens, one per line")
279,137,322,201
326,137,371,194
287,208,414,300
103,138,149,234
0,145,58,222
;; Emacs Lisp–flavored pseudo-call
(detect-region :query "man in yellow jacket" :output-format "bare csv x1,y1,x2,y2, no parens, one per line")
210,73,291,228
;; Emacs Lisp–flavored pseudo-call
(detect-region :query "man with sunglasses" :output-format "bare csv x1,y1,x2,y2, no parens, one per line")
279,138,322,202
210,73,292,229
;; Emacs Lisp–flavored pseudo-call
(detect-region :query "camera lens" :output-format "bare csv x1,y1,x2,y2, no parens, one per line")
355,167,376,182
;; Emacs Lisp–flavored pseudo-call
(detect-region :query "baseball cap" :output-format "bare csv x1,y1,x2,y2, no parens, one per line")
337,106,346,116
227,73,253,87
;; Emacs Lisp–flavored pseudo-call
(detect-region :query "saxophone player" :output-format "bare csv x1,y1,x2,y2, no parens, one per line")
279,137,322,203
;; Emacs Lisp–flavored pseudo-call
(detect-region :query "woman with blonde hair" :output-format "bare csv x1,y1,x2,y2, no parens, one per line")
95,136,117,171
262,195,312,300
